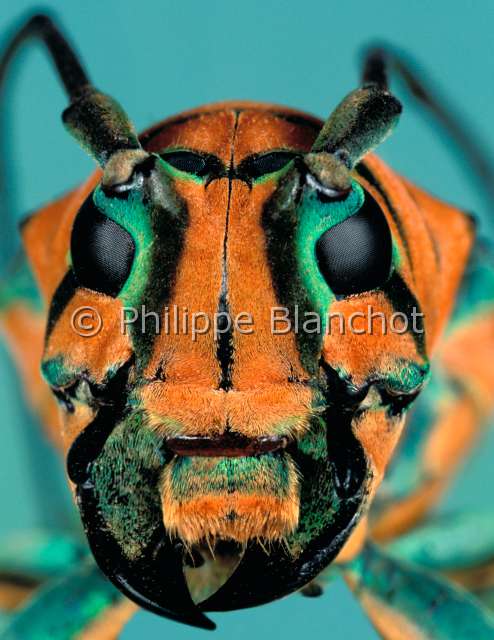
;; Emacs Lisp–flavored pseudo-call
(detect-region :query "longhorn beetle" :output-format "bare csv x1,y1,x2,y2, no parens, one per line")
1,12,494,639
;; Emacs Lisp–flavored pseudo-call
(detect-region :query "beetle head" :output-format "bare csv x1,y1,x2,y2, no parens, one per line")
22,78,440,628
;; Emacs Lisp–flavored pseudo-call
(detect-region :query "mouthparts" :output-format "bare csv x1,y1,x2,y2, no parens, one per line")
165,433,289,457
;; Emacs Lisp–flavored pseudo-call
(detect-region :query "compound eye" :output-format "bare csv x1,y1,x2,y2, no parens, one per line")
71,194,135,297
315,190,392,295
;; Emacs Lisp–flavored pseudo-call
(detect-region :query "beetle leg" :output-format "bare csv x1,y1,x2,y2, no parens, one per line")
0,251,79,531
370,244,494,539
0,531,88,581
385,509,494,610
343,542,494,640
0,578,36,612
0,557,135,640
0,531,88,612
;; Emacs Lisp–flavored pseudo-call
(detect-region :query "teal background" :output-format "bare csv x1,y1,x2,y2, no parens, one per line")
1,1,494,637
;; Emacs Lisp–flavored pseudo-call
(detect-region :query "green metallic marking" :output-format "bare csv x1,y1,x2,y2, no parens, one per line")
169,453,292,502
263,164,400,373
297,415,329,461
391,240,402,269
41,356,81,388
385,360,430,394
159,145,220,184
93,187,154,307
41,356,130,396
295,180,364,332
91,158,188,367
160,159,204,184
287,414,339,556
91,413,165,561
262,169,319,373
252,159,295,185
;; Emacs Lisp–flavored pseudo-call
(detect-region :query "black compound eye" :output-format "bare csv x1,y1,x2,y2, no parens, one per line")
71,195,135,297
161,150,223,177
238,151,297,180
315,190,392,295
